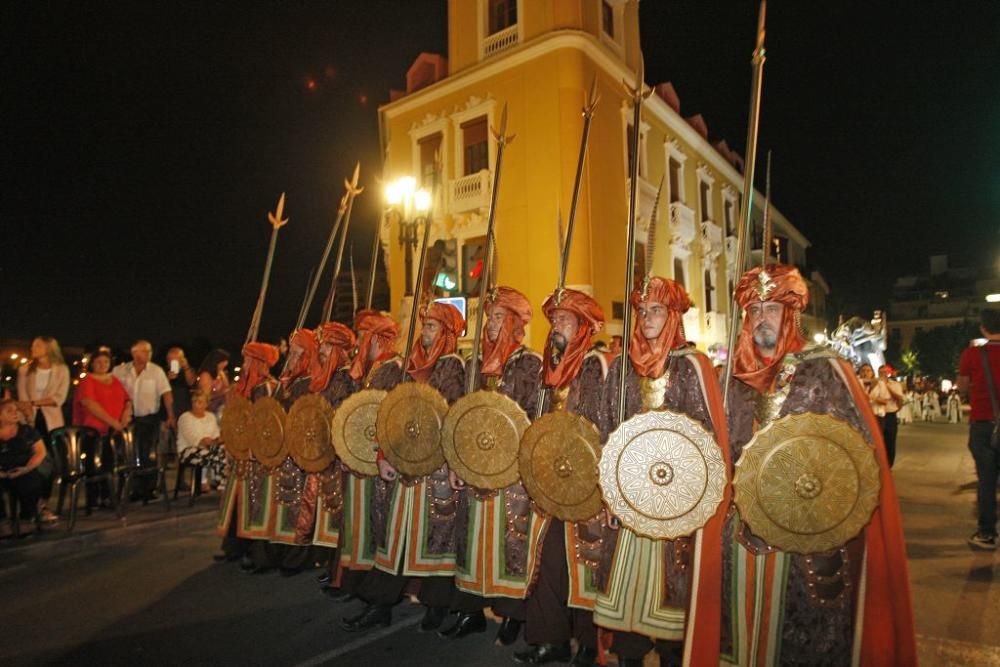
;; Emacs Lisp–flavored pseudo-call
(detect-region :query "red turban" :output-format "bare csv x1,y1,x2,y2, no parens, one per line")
541,288,605,389
279,328,317,385
629,277,692,379
481,286,532,378
733,264,809,394
234,342,279,399
407,301,466,384
310,322,357,393
350,310,400,381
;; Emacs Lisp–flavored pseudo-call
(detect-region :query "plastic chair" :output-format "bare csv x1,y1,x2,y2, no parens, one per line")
173,456,205,506
112,426,171,516
49,426,116,532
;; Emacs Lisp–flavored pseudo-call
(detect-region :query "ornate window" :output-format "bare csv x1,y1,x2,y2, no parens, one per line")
488,0,517,34
461,117,489,175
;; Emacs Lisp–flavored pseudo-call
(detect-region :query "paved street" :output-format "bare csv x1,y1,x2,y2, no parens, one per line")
0,420,997,666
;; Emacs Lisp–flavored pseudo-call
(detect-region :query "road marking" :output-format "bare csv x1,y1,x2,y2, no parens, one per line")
294,613,422,667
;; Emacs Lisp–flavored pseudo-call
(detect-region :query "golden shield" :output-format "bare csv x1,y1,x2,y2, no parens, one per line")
733,412,882,554
220,394,253,461
331,389,386,477
286,394,336,473
442,390,529,490
519,411,603,522
249,396,288,468
600,410,727,539
376,382,448,477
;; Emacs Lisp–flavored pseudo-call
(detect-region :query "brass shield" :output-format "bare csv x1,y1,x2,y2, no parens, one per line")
286,394,336,473
600,410,727,539
519,411,602,522
733,412,881,554
331,389,386,477
376,383,448,477
442,390,529,490
249,396,288,468
220,395,253,461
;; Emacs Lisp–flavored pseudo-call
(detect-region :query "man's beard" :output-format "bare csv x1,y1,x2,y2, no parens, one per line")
549,333,567,365
753,325,778,351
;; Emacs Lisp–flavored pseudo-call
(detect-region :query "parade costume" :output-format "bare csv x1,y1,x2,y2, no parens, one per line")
597,277,731,667
518,289,609,665
446,287,543,641
722,265,915,667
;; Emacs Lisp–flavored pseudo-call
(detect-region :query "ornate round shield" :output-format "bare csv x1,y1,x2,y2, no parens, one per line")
519,411,602,522
733,412,881,554
331,389,386,477
600,410,727,539
220,395,253,461
376,383,448,477
249,396,288,468
442,390,529,490
286,394,336,473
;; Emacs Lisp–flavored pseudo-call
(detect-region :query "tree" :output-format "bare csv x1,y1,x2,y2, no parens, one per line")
910,320,979,378
900,349,920,376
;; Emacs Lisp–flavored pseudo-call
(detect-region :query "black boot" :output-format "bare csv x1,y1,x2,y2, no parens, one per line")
618,659,643,667
570,646,597,667
339,604,391,632
513,643,572,664
316,571,331,585
322,587,356,603
419,605,448,632
438,610,486,639
494,617,522,646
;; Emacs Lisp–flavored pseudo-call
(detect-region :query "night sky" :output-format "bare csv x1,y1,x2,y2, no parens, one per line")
4,2,998,357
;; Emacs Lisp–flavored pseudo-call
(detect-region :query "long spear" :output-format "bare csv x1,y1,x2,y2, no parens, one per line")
364,211,386,310
321,162,363,322
762,150,773,264
534,80,601,418
617,59,653,426
245,192,289,346
294,265,317,334
466,104,515,394
722,0,768,406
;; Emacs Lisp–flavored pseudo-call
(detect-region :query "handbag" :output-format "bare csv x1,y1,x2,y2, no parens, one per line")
978,346,1000,450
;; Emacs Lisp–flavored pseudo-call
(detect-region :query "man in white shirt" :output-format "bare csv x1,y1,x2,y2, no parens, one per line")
869,365,904,466
113,339,174,500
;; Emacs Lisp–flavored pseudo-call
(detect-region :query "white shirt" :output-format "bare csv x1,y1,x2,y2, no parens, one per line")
32,368,52,400
113,361,171,417
176,411,220,454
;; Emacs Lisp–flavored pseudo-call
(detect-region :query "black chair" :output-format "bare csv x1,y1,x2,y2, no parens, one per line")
173,455,205,506
49,426,117,532
112,426,170,515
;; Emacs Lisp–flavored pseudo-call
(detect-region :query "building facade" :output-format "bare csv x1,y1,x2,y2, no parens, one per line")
377,0,827,356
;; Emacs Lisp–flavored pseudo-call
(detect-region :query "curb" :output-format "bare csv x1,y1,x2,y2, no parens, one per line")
0,508,217,566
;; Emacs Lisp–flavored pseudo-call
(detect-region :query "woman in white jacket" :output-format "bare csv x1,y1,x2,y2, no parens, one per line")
16,336,69,522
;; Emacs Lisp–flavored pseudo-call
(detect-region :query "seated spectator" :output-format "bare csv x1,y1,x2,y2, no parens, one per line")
196,349,231,416
177,391,225,492
0,399,51,536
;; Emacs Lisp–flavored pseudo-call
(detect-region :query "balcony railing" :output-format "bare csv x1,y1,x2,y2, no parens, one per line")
701,220,723,260
725,235,738,266
669,202,696,249
483,24,519,58
450,169,491,214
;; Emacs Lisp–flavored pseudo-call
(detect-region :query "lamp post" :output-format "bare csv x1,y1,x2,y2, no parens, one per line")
386,176,432,297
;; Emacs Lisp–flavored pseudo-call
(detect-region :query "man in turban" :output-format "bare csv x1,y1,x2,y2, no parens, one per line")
441,286,543,643
342,301,467,633
515,288,608,666
722,265,915,666
597,276,731,667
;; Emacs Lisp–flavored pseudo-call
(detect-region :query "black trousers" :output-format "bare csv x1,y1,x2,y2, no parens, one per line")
359,566,455,608
33,412,54,501
969,421,999,537
131,415,161,498
523,520,597,648
612,632,683,664
451,590,526,620
877,411,899,466
0,470,45,520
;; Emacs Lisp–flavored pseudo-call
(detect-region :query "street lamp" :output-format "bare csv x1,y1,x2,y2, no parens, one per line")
986,294,1000,303
386,176,432,296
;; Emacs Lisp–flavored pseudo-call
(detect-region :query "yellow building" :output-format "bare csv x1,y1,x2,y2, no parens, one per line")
378,0,826,356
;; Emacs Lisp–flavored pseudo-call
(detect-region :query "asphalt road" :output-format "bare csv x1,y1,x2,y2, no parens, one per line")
0,420,998,667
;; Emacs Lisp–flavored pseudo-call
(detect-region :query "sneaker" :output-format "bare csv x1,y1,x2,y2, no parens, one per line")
968,532,997,550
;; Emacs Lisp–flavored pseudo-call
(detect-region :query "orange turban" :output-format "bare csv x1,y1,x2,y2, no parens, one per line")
350,310,400,381
733,264,809,393
481,286,532,377
629,277,692,379
310,322,357,393
279,328,317,385
234,342,279,399
407,301,466,384
541,288,605,389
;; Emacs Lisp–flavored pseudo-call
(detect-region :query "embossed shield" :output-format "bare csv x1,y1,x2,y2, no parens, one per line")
733,412,881,554
220,395,253,461
600,410,726,539
249,396,288,468
442,390,529,490
331,389,386,477
519,411,603,522
377,383,448,477
286,394,336,473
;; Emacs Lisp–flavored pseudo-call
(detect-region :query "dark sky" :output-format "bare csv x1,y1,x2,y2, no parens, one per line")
4,1,998,356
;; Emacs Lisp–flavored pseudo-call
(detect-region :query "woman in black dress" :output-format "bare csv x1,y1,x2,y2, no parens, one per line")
0,398,50,536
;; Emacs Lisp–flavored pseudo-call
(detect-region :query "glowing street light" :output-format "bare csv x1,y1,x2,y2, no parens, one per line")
386,175,433,296
986,294,1000,303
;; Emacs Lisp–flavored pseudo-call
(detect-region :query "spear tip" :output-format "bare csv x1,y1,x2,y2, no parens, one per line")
352,161,361,187
268,191,289,229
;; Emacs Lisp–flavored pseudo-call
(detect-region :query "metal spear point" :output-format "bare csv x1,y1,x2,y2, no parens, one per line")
321,162,365,323
245,192,289,346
